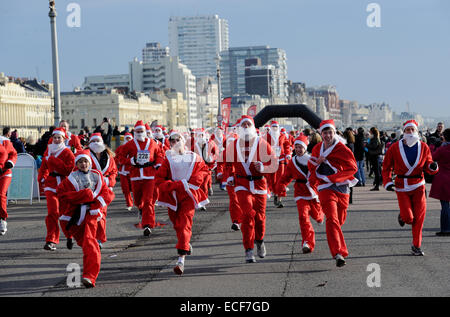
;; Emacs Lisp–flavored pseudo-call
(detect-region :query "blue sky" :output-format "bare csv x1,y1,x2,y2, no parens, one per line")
1,0,449,117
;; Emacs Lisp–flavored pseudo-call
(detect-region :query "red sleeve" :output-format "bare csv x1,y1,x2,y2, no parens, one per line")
326,146,357,184
382,144,395,188
275,162,294,195
155,158,177,192
106,155,118,187
422,143,439,175
188,158,210,188
70,135,83,152
47,149,75,176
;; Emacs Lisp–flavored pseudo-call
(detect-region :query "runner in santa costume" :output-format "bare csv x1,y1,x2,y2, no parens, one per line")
382,119,439,256
308,119,358,267
117,120,164,236
38,127,76,251
0,136,17,236
210,127,226,190
87,132,118,247
196,129,219,200
263,120,291,208
156,131,210,275
48,120,83,154
115,132,134,210
275,134,324,253
57,150,114,288
153,125,170,151
224,115,277,263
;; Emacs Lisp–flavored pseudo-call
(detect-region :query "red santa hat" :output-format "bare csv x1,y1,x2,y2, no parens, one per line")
134,120,146,131
294,134,309,150
89,132,103,143
74,149,92,165
52,127,68,139
124,132,133,141
240,115,254,126
154,125,163,132
169,130,186,142
145,123,151,132
271,120,279,127
319,119,336,133
403,119,418,131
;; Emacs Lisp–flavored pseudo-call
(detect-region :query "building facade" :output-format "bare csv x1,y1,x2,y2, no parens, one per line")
82,74,130,91
142,42,170,63
169,15,229,79
0,73,53,139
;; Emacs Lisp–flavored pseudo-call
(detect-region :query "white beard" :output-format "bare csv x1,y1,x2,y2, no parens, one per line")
270,130,280,144
48,142,65,154
403,133,420,147
238,126,257,140
154,132,163,140
134,132,146,142
89,142,105,153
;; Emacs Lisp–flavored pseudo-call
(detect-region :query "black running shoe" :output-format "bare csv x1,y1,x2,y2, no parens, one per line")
398,214,405,227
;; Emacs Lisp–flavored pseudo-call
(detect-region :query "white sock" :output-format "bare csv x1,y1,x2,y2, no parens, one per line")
177,256,185,264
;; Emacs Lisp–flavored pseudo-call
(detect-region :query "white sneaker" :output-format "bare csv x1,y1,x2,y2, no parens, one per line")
256,241,266,258
245,249,256,263
302,242,311,254
0,219,7,235
82,277,94,288
174,259,185,275
127,206,132,211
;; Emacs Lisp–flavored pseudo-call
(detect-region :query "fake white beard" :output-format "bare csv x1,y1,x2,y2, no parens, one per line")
134,132,146,142
171,140,185,154
89,142,105,153
238,126,257,140
154,132,163,139
403,132,420,147
48,142,65,154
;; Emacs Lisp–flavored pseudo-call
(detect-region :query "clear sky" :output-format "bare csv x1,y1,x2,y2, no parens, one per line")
1,0,449,118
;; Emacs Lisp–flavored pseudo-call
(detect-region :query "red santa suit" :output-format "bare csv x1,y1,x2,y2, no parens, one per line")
263,121,291,199
156,133,209,256
0,137,17,222
152,125,170,206
382,120,438,250
195,135,219,197
224,116,277,253
38,128,76,247
115,133,134,208
57,151,114,287
117,120,164,231
308,120,358,262
276,135,323,252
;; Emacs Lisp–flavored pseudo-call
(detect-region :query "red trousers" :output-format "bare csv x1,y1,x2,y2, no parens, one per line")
131,179,156,228
45,191,60,244
396,186,427,248
168,198,195,252
119,174,133,208
227,185,242,224
201,171,212,196
319,189,349,258
0,176,12,219
61,214,101,286
236,190,267,250
266,163,285,196
296,199,324,252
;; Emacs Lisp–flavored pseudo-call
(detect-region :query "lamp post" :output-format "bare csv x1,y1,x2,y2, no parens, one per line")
48,0,62,126
215,54,222,128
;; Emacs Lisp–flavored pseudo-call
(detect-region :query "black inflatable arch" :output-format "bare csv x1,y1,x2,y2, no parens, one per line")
253,104,322,130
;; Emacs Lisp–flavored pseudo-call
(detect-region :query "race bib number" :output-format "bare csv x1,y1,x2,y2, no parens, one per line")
137,150,150,165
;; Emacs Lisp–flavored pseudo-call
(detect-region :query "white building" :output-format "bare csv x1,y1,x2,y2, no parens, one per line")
169,15,229,79
0,72,53,138
82,74,130,91
196,77,218,128
142,42,170,63
129,56,198,128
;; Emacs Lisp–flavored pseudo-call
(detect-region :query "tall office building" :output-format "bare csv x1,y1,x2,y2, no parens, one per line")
142,42,170,63
168,15,229,79
220,46,288,102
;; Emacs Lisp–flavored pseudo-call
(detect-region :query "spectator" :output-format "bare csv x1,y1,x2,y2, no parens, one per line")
2,127,11,139
366,127,383,191
343,127,356,203
354,127,366,186
25,135,37,157
430,128,450,236
307,131,321,153
430,122,444,140
83,126,91,138
35,126,55,157
100,117,112,148
113,126,121,149
10,130,25,154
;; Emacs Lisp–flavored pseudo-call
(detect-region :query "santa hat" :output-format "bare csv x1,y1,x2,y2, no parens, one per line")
240,115,254,126
319,119,336,133
75,149,92,165
134,120,145,131
154,125,163,132
124,132,133,141
294,134,309,150
271,120,279,127
145,123,151,132
169,130,185,142
403,119,418,131
52,127,68,139
89,132,103,143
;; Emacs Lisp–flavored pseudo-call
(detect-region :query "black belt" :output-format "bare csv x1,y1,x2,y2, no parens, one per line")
49,172,63,177
237,175,264,181
397,174,423,179
295,179,307,183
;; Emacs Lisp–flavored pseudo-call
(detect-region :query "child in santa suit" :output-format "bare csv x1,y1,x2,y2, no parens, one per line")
117,120,164,236
115,132,134,210
382,120,439,256
263,121,291,208
0,136,17,236
38,128,75,251
224,115,277,263
57,150,114,288
276,134,324,253
308,120,358,267
156,131,210,275
87,132,118,247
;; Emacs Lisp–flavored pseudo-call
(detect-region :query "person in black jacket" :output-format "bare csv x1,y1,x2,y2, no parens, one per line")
354,127,366,186
367,127,383,191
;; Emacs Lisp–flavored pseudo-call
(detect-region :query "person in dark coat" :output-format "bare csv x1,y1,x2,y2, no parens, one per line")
354,127,366,186
430,128,450,236
366,127,383,191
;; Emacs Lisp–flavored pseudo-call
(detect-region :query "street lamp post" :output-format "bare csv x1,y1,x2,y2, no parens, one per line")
216,54,222,128
49,1,62,126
